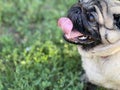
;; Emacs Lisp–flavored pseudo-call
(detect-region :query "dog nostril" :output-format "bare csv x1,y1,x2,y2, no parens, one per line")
73,7,81,14
75,10,80,14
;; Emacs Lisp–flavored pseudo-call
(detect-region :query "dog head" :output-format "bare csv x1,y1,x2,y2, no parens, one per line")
58,0,120,50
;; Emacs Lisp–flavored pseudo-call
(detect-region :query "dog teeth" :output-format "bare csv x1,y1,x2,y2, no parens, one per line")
78,36,88,40
75,41,78,43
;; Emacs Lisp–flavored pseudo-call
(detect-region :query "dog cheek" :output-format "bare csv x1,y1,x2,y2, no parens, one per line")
99,28,109,44
107,30,120,43
99,27,120,44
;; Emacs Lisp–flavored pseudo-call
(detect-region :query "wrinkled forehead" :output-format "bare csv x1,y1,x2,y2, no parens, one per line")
79,0,101,3
78,0,102,9
79,0,91,3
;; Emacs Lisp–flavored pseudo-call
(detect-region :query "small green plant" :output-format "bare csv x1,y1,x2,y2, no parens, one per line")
0,0,107,90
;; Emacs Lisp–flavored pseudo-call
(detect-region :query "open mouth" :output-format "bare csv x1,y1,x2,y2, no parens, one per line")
63,32,95,45
58,17,95,45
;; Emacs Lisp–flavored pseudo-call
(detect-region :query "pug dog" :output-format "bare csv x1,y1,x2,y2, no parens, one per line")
58,0,120,90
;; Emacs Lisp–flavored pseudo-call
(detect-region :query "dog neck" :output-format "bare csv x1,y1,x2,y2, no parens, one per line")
91,40,120,57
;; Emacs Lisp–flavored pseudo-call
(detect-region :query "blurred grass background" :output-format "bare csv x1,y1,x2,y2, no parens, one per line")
0,0,106,90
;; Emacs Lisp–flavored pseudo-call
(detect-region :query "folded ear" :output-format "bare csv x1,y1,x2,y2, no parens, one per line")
110,7,120,14
110,0,120,14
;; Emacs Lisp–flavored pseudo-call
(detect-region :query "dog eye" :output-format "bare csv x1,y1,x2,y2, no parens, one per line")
88,14,95,22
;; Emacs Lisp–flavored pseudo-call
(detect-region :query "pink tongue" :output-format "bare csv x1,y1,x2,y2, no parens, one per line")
58,17,83,39
58,17,73,34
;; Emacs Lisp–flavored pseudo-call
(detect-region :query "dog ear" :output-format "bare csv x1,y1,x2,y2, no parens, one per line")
110,0,120,14
110,7,120,14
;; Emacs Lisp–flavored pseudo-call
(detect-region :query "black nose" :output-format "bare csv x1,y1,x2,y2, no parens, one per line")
67,6,83,30
67,6,82,23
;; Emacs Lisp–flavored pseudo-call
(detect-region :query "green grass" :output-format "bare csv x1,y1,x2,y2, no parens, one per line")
0,0,106,90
